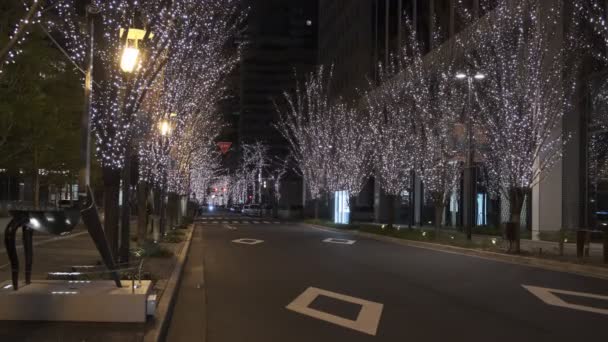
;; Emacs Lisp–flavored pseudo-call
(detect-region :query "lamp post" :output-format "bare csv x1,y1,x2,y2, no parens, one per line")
158,119,172,238
456,72,484,240
78,5,100,200
118,27,146,262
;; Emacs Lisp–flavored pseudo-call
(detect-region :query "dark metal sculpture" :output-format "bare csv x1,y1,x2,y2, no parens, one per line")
4,186,121,290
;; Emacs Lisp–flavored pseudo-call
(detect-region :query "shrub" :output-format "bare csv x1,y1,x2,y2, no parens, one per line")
132,241,173,258
162,229,185,243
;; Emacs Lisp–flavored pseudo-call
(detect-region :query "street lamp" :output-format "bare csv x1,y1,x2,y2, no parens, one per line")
120,46,140,73
455,72,485,240
119,28,151,73
159,119,171,136
118,27,151,262
158,117,173,238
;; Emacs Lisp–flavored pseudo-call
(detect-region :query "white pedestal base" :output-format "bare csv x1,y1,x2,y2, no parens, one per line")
0,280,152,322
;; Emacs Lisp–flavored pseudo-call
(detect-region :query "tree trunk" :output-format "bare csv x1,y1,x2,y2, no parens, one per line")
314,198,319,220
119,154,132,263
159,182,167,238
409,170,415,229
508,187,527,254
347,195,357,225
604,229,608,264
33,171,40,209
137,181,148,246
386,194,395,229
168,192,177,229
272,196,279,218
434,200,444,238
103,167,121,261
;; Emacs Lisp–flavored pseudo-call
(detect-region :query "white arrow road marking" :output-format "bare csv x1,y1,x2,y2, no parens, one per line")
286,287,383,336
323,238,356,245
522,285,608,316
232,238,264,245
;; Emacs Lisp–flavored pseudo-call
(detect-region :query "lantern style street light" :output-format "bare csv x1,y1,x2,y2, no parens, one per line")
159,119,171,136
119,28,151,73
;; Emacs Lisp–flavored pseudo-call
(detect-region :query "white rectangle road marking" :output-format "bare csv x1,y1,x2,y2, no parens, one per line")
523,285,608,316
286,287,383,336
323,238,356,245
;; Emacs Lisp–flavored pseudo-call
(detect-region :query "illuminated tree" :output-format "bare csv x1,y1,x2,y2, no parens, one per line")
325,100,372,222
366,34,419,229
0,0,42,74
241,142,270,204
277,66,372,221
466,0,572,252
276,66,335,218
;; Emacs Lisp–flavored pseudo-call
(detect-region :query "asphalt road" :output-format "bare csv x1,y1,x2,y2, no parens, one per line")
167,213,608,342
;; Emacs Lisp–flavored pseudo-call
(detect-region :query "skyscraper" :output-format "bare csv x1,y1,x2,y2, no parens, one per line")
238,0,318,157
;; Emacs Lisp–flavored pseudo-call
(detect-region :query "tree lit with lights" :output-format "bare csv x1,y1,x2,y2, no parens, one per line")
464,0,573,252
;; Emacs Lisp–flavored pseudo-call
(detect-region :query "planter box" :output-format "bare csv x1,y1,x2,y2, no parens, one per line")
0,280,152,322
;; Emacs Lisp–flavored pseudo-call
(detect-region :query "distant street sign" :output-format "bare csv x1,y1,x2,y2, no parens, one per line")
217,142,232,154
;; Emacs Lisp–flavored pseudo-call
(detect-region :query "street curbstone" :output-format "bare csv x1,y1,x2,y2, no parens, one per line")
143,224,195,342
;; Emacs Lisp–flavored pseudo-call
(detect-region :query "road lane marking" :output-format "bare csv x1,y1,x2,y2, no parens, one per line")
225,225,237,230
323,238,356,245
286,287,383,336
232,238,263,245
251,221,259,224
263,221,270,224
211,221,218,224
523,285,608,316
273,221,280,224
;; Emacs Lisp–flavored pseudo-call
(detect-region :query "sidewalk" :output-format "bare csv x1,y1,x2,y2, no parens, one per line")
0,218,191,342
304,222,608,280
362,221,605,260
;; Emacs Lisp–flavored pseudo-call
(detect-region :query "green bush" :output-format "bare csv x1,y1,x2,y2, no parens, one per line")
472,225,502,236
132,241,173,258
162,229,185,243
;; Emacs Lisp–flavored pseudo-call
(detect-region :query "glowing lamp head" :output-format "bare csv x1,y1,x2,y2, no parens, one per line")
455,73,467,79
159,120,171,136
474,73,485,80
120,47,140,73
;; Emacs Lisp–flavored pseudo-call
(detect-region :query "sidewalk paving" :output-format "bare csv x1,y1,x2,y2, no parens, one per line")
0,218,190,342
363,221,605,260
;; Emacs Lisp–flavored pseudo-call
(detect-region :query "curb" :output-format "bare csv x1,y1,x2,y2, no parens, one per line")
143,224,195,342
302,223,608,281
